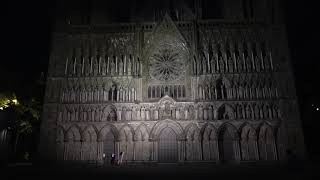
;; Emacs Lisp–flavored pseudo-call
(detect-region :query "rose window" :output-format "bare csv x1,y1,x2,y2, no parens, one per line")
149,49,184,81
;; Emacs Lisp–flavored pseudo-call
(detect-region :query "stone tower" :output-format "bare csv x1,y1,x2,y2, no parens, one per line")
39,0,305,164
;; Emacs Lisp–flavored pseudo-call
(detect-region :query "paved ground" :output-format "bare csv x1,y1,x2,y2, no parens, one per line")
2,161,320,180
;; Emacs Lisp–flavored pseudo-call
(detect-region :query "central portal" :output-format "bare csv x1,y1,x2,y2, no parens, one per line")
158,127,178,162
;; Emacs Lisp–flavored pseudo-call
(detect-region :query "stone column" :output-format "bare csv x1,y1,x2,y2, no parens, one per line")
117,109,122,121
272,140,278,160
180,139,186,162
253,139,259,160
178,141,181,162
116,141,120,160
233,139,241,162
63,141,68,160
133,140,136,161
213,139,219,162
97,140,104,165
150,139,158,161
80,141,84,161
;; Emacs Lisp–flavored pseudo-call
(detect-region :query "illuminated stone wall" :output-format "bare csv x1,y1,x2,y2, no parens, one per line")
40,1,305,164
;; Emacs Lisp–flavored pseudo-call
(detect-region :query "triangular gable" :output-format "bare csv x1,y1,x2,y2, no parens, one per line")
143,13,189,58
154,13,187,42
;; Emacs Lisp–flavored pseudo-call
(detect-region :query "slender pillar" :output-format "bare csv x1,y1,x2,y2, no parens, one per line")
233,139,241,162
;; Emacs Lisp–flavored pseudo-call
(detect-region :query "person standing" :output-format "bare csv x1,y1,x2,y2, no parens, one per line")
118,152,124,166
111,153,116,166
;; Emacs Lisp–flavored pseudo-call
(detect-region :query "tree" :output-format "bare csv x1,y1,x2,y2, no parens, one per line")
0,92,42,161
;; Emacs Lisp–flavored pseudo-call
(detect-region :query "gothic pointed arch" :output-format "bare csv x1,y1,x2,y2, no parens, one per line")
98,124,119,141
65,125,81,160
240,123,258,161
134,123,150,141
150,119,184,140
82,125,98,142
258,123,277,160
118,125,134,142
118,125,134,161
218,123,239,162
81,125,98,160
201,123,219,161
185,123,201,161
65,125,81,142
185,123,201,140
134,123,151,161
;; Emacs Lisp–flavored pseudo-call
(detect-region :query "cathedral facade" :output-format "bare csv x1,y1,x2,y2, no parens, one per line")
39,0,305,164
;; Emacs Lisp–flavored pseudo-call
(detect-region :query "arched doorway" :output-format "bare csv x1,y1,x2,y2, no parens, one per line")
158,127,178,162
103,132,116,164
219,128,235,162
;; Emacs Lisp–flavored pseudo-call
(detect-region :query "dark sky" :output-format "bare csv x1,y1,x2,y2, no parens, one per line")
2,0,320,158
284,1,320,158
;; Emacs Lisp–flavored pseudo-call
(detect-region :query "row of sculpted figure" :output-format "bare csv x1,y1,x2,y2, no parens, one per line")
65,54,142,77
58,102,280,122
56,122,283,161
61,85,137,103
194,41,273,75
197,76,278,100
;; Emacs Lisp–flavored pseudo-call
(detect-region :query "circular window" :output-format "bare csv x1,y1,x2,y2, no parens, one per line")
149,48,184,81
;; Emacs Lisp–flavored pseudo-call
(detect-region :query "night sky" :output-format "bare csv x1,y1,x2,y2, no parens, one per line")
2,0,320,160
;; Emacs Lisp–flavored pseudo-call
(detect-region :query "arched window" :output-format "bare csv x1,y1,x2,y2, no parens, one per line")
113,85,117,101
182,86,186,97
152,86,156,98
148,86,151,98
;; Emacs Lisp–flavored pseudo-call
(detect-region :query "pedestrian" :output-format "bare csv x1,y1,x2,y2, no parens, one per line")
111,153,115,166
118,152,124,166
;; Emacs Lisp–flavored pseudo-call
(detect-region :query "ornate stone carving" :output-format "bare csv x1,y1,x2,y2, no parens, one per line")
149,48,184,81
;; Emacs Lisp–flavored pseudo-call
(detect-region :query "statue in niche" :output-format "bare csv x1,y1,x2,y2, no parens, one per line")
127,59,132,75
188,106,194,120
70,89,76,102
246,105,252,119
85,58,91,76
119,60,123,75
94,87,99,102
93,59,98,76
110,60,115,76
101,59,106,75
212,59,217,73
228,58,234,72
246,57,252,72
77,59,82,76
219,59,224,72
87,109,91,122
161,101,172,119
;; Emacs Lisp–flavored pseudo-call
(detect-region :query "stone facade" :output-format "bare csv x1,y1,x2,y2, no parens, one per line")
39,0,305,164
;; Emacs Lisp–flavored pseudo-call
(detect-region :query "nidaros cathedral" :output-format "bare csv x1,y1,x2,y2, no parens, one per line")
40,0,305,164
